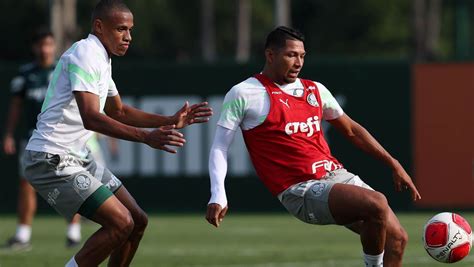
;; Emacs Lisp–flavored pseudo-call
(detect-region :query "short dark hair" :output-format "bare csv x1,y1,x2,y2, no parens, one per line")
31,27,54,44
91,0,131,23
264,26,305,50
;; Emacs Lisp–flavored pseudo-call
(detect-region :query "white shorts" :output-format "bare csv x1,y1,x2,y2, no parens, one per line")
278,169,373,225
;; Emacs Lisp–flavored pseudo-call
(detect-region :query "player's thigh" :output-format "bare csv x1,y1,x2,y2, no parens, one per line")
89,163,147,227
89,194,132,229
280,179,335,224
328,183,388,225
280,169,380,225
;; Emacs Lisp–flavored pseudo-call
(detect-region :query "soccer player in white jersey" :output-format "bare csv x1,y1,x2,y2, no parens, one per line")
23,1,212,266
1,28,83,251
206,26,421,267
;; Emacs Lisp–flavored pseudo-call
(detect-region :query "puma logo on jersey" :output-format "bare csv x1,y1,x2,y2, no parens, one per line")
284,116,320,137
279,98,290,108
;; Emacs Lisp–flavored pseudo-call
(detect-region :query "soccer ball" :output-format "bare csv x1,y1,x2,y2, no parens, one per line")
422,212,472,263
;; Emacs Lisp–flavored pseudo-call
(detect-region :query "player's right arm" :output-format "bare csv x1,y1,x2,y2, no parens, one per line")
3,74,26,155
206,126,236,227
75,91,185,153
206,85,247,227
3,96,23,155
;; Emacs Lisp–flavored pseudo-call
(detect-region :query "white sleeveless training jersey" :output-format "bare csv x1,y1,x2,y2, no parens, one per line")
26,34,118,158
218,77,344,131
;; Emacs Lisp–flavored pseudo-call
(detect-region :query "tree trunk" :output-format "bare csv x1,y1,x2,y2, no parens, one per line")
236,0,251,63
413,0,426,61
425,0,441,60
412,0,442,61
275,0,291,27
50,0,77,55
63,0,77,51
201,0,216,62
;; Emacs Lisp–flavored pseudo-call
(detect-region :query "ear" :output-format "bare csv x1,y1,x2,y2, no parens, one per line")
93,19,103,34
265,48,274,64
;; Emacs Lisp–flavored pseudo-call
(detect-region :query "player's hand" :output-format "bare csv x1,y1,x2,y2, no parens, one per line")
206,203,228,228
144,125,186,153
173,101,213,129
392,163,421,202
2,135,16,155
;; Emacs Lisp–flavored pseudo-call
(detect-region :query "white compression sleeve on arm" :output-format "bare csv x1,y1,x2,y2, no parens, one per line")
208,125,236,208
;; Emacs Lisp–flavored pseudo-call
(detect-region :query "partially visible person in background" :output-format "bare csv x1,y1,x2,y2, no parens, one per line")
1,27,116,252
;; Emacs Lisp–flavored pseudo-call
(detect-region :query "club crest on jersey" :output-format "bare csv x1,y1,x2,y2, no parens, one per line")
307,93,319,107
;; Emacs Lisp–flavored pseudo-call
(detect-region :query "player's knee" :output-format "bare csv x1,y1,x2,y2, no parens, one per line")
122,212,135,236
112,211,135,242
367,192,389,222
399,227,408,249
390,227,408,253
133,209,148,234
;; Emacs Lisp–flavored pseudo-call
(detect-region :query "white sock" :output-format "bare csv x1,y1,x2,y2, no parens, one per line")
15,224,32,243
65,255,78,267
66,223,81,242
363,251,384,267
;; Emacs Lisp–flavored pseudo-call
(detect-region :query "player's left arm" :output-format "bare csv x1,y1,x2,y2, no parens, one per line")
328,114,421,201
104,94,213,129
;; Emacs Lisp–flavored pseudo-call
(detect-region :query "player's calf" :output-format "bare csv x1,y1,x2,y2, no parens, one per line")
383,228,408,267
74,209,134,266
107,209,147,267
383,210,409,267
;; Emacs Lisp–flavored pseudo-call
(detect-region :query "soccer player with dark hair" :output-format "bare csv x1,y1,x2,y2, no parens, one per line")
22,1,212,266
2,27,84,251
206,26,421,267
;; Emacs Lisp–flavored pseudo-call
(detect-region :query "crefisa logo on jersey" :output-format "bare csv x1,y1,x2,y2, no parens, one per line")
307,93,319,107
285,116,321,137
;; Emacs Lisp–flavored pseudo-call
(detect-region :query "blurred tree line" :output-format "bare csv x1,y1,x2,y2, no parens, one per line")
0,0,471,63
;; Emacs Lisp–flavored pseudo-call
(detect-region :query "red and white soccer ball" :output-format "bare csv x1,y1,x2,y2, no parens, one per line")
423,212,472,263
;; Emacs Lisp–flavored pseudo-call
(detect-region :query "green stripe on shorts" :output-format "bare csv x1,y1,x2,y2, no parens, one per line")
78,185,113,219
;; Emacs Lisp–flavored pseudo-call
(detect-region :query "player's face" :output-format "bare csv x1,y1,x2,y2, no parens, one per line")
33,36,56,67
99,10,134,56
271,39,306,84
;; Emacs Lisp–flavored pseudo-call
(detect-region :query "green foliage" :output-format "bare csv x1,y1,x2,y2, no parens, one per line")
293,0,412,59
0,0,471,62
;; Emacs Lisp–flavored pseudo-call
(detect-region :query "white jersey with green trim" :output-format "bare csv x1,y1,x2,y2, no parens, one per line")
26,34,118,158
218,77,344,131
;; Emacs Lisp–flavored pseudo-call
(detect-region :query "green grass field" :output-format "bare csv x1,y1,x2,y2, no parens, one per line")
0,213,473,267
